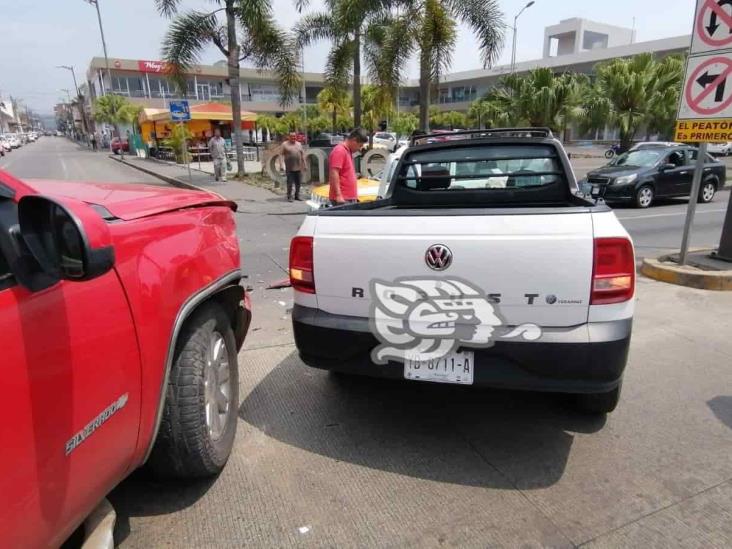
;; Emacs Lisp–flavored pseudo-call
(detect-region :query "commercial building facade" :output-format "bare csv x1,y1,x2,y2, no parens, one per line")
84,18,690,139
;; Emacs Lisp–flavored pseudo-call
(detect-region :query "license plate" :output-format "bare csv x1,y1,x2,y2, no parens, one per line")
403,350,474,385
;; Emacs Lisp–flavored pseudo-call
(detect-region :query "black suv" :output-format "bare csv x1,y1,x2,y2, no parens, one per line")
583,146,725,208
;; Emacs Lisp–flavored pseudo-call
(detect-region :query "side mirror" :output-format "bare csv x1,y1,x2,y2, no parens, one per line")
17,195,114,289
659,163,676,172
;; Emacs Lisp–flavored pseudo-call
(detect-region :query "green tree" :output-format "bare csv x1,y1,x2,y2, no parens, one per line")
317,86,351,133
582,53,683,150
156,0,301,177
483,69,584,138
644,55,684,140
295,0,393,127
361,84,394,145
373,0,504,130
92,94,140,158
163,123,193,163
438,110,467,129
256,114,287,141
391,112,418,137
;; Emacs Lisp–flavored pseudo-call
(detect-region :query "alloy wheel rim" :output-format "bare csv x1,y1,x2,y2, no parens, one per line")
639,188,653,207
703,184,715,201
204,331,231,440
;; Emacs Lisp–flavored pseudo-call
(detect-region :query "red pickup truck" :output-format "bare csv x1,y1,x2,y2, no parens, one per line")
0,170,251,547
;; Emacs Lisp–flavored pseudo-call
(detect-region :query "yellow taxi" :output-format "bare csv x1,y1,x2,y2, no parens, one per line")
307,177,381,210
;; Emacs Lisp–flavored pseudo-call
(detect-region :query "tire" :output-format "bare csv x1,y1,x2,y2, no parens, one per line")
574,383,622,414
698,180,716,204
147,302,239,478
605,150,614,159
635,184,654,208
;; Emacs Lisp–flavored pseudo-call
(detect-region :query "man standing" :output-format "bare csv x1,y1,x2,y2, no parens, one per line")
208,128,227,182
328,128,368,206
280,132,306,201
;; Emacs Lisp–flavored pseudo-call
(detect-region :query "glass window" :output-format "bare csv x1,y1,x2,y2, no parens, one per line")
111,76,129,95
402,145,562,191
612,149,663,167
687,149,716,164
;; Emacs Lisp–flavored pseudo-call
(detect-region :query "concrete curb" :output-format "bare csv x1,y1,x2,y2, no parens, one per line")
641,257,732,291
108,154,205,192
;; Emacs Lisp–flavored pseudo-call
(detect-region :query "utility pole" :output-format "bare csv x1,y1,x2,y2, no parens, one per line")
58,65,89,136
84,0,111,96
511,1,535,74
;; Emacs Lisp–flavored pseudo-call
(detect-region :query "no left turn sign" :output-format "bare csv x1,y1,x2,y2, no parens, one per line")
678,54,732,118
692,0,732,54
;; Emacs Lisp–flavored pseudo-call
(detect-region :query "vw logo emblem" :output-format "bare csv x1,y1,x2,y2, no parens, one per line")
425,244,453,271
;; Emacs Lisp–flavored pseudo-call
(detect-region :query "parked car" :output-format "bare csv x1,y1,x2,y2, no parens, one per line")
7,135,21,149
290,128,635,414
708,141,732,156
306,177,381,210
111,137,129,154
0,171,251,547
582,145,724,208
308,133,345,148
372,132,397,152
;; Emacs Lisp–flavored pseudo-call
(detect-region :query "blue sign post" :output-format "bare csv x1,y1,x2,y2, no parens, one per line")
169,100,192,182
169,100,191,121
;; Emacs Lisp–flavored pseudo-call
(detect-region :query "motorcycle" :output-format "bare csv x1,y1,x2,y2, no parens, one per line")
605,143,623,159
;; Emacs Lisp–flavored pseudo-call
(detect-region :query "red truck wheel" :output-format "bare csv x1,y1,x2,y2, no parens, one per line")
147,302,239,478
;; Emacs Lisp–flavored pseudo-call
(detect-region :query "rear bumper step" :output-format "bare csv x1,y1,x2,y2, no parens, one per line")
293,305,631,394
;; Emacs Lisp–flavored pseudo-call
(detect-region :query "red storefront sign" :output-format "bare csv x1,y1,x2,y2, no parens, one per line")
137,60,169,73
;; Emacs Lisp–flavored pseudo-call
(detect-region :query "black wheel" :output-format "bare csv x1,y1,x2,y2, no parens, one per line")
605,150,614,159
574,383,622,414
147,302,239,478
698,180,716,204
635,184,654,208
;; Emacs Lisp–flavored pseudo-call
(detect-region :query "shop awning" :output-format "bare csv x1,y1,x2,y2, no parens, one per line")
189,102,257,122
139,102,257,123
139,108,169,123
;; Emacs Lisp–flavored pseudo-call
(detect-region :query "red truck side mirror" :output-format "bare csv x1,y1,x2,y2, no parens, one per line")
17,195,115,287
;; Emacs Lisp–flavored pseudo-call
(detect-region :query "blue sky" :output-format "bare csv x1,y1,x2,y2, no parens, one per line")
0,0,697,113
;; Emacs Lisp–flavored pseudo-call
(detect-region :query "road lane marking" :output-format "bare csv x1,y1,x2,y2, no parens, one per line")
617,208,727,220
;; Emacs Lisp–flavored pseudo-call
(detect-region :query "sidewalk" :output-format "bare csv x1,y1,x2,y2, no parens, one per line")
110,154,309,215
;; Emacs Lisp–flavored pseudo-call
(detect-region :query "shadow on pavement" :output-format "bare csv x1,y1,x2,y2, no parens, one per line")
239,351,606,490
708,396,732,431
108,469,217,545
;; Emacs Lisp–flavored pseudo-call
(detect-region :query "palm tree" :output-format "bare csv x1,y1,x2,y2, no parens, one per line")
155,0,301,177
582,53,683,151
490,68,585,137
294,0,393,127
93,94,140,158
374,0,504,131
644,55,684,140
317,86,351,133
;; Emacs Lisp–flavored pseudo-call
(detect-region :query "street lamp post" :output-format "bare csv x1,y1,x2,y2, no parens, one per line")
84,0,111,96
57,65,89,136
511,1,535,74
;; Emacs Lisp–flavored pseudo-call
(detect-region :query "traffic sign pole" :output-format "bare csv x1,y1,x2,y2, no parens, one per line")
679,142,708,265
676,0,732,264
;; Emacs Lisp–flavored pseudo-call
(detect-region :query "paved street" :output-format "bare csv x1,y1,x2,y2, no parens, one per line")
0,137,163,184
2,138,732,546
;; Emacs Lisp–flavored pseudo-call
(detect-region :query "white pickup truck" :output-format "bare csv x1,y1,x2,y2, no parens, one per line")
289,129,635,414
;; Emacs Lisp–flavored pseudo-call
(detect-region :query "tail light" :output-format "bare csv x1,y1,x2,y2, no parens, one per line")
591,237,635,305
289,236,315,293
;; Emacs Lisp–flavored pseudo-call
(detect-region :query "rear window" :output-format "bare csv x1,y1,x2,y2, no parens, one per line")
399,145,563,191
